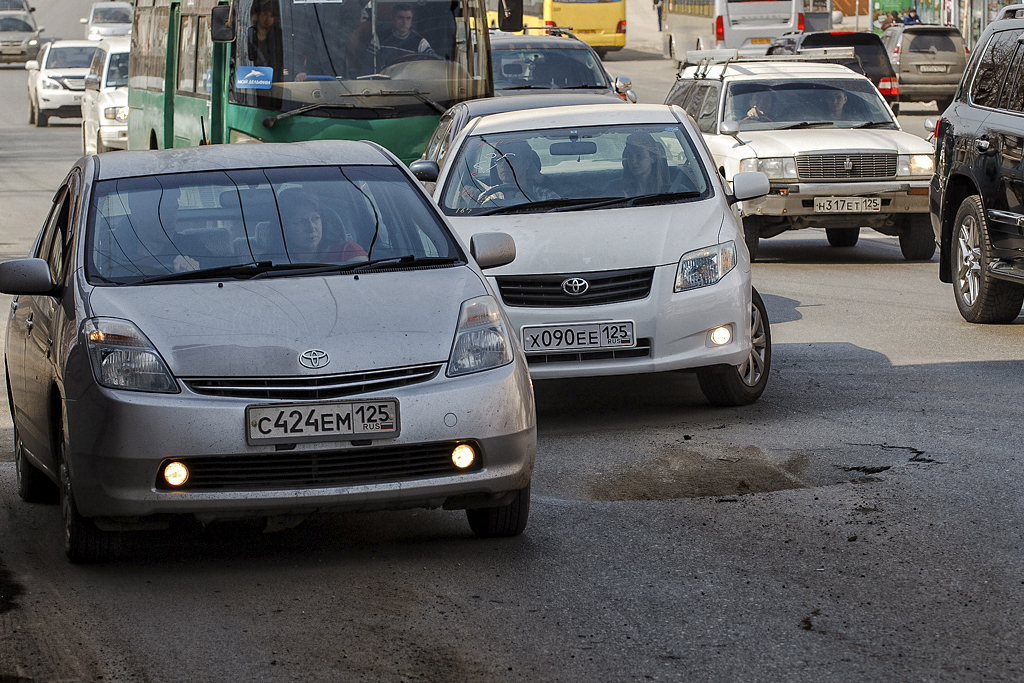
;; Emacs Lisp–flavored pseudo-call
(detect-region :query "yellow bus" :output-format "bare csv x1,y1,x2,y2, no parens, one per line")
488,0,626,57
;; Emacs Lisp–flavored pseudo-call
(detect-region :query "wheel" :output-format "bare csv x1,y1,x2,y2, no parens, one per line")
696,287,772,406
951,195,1024,323
58,427,119,563
936,96,953,111
890,101,900,116
28,98,35,124
466,483,530,538
35,105,48,127
595,47,609,59
478,183,521,204
826,227,859,247
742,216,761,262
899,214,936,261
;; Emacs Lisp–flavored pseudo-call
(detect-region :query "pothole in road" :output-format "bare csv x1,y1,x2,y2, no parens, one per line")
586,443,934,501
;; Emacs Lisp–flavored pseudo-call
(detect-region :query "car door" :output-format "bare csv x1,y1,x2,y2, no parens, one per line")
19,172,79,470
986,39,1024,246
82,47,105,149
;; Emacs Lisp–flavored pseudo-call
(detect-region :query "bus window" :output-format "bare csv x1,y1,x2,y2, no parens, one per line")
177,15,197,93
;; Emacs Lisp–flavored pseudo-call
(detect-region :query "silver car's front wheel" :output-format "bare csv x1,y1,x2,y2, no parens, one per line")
951,196,1024,323
696,287,772,406
738,297,768,387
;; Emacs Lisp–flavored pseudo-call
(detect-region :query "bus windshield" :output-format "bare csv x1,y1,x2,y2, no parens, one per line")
231,0,489,118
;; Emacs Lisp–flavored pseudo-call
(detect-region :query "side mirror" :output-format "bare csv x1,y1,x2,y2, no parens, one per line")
25,60,38,70
84,73,100,90
624,89,637,103
731,172,770,203
0,258,56,296
470,233,516,270
36,25,43,32
924,116,939,129
614,75,632,94
210,4,235,43
719,121,740,137
831,10,844,24
496,0,523,32
80,17,88,24
409,159,439,182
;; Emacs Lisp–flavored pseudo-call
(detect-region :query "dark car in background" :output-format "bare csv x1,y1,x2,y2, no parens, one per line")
930,5,1024,323
767,31,899,106
881,24,967,111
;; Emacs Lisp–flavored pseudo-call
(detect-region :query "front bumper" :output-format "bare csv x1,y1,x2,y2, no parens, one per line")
0,46,37,63
740,179,931,227
897,83,958,102
494,264,751,380
65,358,536,519
99,123,129,149
38,89,84,114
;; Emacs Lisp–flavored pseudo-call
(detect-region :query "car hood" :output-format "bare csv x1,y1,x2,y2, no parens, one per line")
85,267,487,377
41,67,90,78
737,128,934,156
446,201,726,275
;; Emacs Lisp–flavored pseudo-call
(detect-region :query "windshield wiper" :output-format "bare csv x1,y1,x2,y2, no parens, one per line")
849,120,897,129
778,121,835,130
262,102,393,128
348,255,462,273
134,261,323,284
500,85,554,90
343,89,447,114
478,191,703,216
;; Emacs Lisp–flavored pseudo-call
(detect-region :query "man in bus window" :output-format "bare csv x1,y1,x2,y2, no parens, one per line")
366,4,437,72
247,0,284,77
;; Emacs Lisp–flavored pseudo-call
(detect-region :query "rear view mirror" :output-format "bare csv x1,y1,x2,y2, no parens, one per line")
25,60,38,70
496,0,523,32
409,160,439,182
470,233,516,270
731,172,770,203
79,17,87,24
502,62,524,76
210,4,235,43
549,141,597,156
0,258,56,296
84,73,100,90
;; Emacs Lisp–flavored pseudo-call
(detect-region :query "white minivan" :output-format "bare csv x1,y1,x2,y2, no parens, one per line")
81,37,128,153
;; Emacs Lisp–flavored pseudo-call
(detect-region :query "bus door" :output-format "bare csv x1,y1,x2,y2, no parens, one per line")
720,0,799,54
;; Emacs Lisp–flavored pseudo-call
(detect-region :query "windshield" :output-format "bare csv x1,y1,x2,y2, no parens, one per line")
799,35,891,76
105,52,128,87
91,6,131,24
87,166,461,285
230,0,489,118
440,123,711,216
0,15,33,32
44,46,98,69
725,79,896,131
0,0,28,9
494,48,609,90
907,31,959,53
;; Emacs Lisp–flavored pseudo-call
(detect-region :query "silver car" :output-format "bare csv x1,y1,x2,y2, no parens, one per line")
1,141,536,562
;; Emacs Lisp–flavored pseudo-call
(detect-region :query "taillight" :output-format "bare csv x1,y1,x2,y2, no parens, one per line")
964,45,970,54
893,44,900,55
616,20,626,33
798,12,805,31
545,19,556,34
715,15,724,42
878,76,899,96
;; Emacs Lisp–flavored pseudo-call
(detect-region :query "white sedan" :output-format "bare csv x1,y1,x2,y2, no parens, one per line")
413,103,773,406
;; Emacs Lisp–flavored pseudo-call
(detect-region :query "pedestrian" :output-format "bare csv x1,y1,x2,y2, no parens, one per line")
903,7,921,24
653,0,664,32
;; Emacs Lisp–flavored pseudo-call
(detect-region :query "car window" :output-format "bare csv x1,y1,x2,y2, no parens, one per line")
86,166,460,285
440,123,711,216
906,31,958,53
91,6,131,23
970,31,1018,108
493,48,609,90
0,0,29,9
664,80,695,109
105,52,128,87
44,46,98,69
724,79,895,131
37,183,76,285
0,15,33,31
800,34,892,73
89,48,106,77
425,111,455,162
695,83,721,134
998,44,1024,113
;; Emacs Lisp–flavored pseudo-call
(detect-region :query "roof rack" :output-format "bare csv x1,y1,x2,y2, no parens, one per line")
520,25,577,39
681,47,858,79
995,3,1024,19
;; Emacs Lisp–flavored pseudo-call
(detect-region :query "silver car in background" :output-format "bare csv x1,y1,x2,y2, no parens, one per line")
80,1,132,41
1,141,536,563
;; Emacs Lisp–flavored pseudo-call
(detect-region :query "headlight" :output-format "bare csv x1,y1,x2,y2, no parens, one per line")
675,241,738,292
83,318,179,393
447,296,514,377
897,154,934,176
28,39,37,46
41,78,61,90
104,106,128,121
739,157,797,180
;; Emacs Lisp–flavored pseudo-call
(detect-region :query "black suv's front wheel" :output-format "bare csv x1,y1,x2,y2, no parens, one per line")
952,195,1024,323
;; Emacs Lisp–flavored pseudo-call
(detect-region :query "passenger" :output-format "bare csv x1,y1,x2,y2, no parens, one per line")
279,193,367,263
821,88,851,120
621,132,672,196
480,141,557,205
743,90,776,122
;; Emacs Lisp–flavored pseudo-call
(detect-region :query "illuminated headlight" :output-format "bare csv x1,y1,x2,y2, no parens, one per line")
104,106,128,121
41,78,61,90
897,154,933,176
163,462,189,486
229,129,263,144
451,444,476,469
83,318,179,393
739,157,797,180
447,296,514,377
675,241,737,292
28,38,37,46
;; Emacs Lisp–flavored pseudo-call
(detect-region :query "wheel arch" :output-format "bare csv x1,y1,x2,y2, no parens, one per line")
939,172,980,283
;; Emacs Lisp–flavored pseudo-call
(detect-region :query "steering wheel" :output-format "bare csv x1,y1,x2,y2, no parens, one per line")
478,184,521,204
386,52,444,67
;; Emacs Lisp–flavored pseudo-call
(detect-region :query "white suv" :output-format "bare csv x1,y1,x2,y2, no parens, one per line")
26,40,96,127
666,56,937,260
81,37,128,153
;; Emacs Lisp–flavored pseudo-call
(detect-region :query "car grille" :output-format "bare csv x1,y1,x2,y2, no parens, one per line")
526,338,652,365
155,440,480,491
1,40,23,47
182,363,442,400
496,267,655,307
796,153,898,179
60,77,85,90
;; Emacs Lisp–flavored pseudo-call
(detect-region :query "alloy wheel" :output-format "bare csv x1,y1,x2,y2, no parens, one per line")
738,303,767,387
956,213,981,306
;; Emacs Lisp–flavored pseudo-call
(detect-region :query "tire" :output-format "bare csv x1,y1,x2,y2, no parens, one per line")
951,195,1024,323
899,214,936,261
696,287,772,406
466,483,530,538
936,96,953,112
890,101,900,116
96,132,108,154
58,427,119,563
595,47,609,59
742,216,761,262
35,106,48,127
826,227,859,247
28,99,35,125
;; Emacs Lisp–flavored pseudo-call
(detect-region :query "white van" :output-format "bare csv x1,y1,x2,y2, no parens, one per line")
80,37,128,153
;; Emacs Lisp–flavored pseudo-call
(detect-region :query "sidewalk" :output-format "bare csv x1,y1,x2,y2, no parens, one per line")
626,0,664,54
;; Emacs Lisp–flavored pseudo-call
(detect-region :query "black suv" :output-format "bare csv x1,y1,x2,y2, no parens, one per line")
930,4,1024,323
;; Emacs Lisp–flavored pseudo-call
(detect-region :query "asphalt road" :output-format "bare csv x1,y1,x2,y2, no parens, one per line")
2,10,1024,682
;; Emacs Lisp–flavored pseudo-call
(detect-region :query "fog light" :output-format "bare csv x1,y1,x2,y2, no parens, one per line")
710,326,732,345
451,444,475,469
163,461,189,486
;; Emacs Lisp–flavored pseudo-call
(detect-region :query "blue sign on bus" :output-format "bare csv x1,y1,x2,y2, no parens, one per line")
236,66,273,90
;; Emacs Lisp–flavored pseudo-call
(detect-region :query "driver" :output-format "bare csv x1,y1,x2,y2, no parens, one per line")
366,4,437,71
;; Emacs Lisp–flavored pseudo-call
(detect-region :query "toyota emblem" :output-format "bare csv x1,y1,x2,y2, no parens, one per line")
299,349,329,369
561,277,589,296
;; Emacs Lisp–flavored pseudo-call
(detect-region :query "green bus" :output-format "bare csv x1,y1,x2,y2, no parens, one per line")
128,0,521,162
